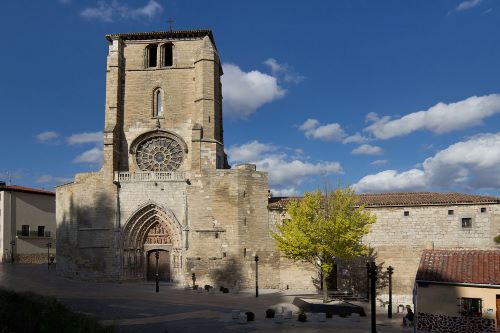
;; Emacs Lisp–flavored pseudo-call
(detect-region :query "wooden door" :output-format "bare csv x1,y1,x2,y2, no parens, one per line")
147,250,170,281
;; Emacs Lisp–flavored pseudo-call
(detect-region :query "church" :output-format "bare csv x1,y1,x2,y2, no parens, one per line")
56,29,500,304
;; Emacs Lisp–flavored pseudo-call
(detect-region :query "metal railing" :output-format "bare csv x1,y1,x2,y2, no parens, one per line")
17,230,51,238
114,171,188,183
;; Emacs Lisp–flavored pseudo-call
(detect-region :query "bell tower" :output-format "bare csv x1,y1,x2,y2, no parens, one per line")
102,30,226,179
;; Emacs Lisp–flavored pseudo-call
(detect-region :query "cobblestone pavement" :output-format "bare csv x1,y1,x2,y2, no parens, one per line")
0,264,415,333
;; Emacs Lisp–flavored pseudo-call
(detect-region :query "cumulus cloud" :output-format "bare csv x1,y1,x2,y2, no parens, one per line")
299,118,347,141
227,141,343,195
370,159,388,166
81,0,163,22
351,144,384,155
73,147,103,164
222,63,286,118
452,0,482,12
365,94,500,140
36,175,73,184
36,131,59,143
67,132,103,145
354,133,500,193
342,133,369,144
264,58,305,83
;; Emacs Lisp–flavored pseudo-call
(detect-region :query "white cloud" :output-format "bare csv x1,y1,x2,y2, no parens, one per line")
263,58,305,83
351,144,384,155
354,133,500,192
370,159,388,166
222,63,286,118
453,0,482,12
73,147,103,164
365,94,500,140
80,0,163,22
299,118,347,141
67,132,103,145
343,132,370,144
36,175,73,184
227,140,343,195
36,131,59,143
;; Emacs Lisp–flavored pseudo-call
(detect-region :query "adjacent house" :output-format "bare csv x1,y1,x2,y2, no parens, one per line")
0,182,56,263
415,249,500,333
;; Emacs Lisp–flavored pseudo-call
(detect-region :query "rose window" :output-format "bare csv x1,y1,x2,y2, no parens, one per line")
135,137,183,171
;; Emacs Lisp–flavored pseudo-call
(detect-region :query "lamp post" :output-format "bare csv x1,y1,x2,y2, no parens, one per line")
387,266,394,318
366,262,370,300
254,255,259,298
46,242,52,269
155,251,159,293
10,240,15,264
369,261,378,333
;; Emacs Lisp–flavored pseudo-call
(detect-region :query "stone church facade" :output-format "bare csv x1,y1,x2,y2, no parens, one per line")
56,29,500,302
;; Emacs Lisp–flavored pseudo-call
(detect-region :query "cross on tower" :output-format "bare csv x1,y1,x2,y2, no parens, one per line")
167,18,174,31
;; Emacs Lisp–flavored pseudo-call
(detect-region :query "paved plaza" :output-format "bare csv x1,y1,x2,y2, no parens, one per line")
0,264,415,333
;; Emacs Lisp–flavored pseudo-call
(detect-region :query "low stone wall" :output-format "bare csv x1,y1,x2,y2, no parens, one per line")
417,312,496,333
17,253,49,264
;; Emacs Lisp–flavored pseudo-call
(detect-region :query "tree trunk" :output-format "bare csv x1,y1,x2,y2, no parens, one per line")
322,270,328,303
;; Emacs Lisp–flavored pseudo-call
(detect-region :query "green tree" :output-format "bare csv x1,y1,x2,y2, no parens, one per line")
272,187,376,302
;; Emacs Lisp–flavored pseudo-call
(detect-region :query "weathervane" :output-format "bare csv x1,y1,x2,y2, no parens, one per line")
167,18,174,31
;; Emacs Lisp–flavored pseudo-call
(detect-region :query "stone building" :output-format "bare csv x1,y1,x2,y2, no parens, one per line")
56,29,500,303
56,30,278,287
0,183,56,263
269,192,500,305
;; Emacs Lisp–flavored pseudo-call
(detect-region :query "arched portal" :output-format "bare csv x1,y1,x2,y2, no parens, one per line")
121,202,183,281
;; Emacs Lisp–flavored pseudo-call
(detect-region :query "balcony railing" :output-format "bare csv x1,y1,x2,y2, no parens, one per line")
114,171,189,183
17,230,51,238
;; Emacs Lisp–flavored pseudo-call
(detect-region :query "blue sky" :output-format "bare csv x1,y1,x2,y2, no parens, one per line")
0,0,499,196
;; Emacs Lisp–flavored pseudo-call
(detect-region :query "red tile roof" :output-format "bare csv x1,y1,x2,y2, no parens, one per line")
416,250,500,285
268,192,499,209
0,185,55,196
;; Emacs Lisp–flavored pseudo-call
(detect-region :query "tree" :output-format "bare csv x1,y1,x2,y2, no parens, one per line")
272,186,376,302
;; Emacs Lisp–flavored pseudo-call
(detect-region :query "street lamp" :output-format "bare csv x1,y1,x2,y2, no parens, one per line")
155,251,159,293
254,255,259,298
46,242,52,270
387,266,394,318
10,240,15,264
369,261,378,333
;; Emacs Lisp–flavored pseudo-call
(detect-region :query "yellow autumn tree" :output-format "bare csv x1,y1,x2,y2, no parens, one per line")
273,186,375,302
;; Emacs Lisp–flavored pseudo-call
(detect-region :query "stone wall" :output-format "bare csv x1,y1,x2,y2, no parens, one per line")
417,312,496,333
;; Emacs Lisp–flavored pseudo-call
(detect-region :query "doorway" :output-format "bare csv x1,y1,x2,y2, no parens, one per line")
147,250,170,281
496,295,500,328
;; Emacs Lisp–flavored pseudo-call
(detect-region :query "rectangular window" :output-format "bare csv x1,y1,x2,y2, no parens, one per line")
21,225,29,236
480,207,486,213
215,232,219,239
37,226,45,237
243,248,247,258
148,44,157,67
448,210,454,215
163,43,173,67
461,218,472,228
404,211,409,217
460,298,482,317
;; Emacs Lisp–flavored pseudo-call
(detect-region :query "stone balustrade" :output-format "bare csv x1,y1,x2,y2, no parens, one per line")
114,171,189,183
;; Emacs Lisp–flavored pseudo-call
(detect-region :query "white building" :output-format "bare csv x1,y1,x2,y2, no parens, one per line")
0,182,56,263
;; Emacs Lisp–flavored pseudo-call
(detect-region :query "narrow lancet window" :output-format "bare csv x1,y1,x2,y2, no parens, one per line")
147,44,158,68
154,89,163,117
162,43,173,67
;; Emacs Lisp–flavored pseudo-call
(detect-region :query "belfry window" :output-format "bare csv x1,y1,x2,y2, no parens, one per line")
161,43,173,67
146,44,158,68
153,89,163,117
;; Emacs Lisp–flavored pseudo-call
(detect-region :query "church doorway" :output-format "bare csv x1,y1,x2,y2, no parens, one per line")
146,249,171,281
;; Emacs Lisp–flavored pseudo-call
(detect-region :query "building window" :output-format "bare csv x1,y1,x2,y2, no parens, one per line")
161,43,173,67
404,211,409,217
146,44,158,68
215,232,219,239
153,89,163,117
460,298,482,317
448,210,454,215
461,218,472,228
480,207,486,213
243,217,247,226
222,252,227,258
243,248,247,258
37,226,45,237
21,225,29,237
